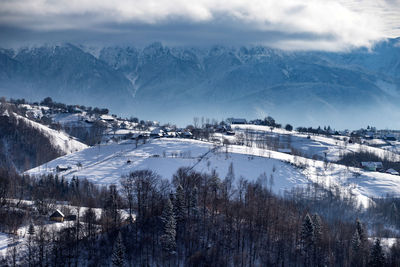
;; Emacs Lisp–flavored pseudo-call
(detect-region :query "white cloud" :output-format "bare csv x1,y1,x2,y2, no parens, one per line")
0,0,399,50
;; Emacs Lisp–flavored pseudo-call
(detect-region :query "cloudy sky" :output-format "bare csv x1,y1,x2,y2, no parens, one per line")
0,0,399,50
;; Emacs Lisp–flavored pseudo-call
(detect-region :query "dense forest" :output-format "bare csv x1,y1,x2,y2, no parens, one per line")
0,165,399,266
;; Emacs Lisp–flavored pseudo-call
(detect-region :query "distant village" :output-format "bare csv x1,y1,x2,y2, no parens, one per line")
8,97,400,176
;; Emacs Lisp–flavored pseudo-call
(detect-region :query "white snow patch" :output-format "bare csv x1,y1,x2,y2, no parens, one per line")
12,112,88,154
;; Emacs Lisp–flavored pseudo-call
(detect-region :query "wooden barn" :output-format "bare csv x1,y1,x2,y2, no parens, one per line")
49,209,65,222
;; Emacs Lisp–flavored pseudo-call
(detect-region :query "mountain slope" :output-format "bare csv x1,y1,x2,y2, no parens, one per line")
26,137,400,207
0,44,134,111
99,40,400,127
0,103,87,171
1,40,400,128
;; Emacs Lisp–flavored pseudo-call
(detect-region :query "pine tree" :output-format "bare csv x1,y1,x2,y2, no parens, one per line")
352,219,368,266
355,218,366,242
27,223,35,267
111,232,125,267
312,213,323,265
226,162,235,182
174,184,186,224
390,202,398,222
28,223,35,236
301,213,314,266
370,238,385,267
160,198,177,255
312,214,322,244
190,186,199,219
351,230,361,253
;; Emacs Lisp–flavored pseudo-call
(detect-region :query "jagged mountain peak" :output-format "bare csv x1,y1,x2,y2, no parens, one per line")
1,39,400,128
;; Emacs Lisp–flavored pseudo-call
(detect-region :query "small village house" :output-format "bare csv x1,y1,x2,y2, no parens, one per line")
49,209,65,222
180,131,193,139
56,165,70,173
150,128,164,138
386,168,399,175
361,162,383,172
100,114,116,122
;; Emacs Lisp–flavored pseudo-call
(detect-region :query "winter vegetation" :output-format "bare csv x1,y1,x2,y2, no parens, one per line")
1,0,400,264
1,97,400,265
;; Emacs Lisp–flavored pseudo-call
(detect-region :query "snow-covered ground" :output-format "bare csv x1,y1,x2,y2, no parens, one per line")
369,237,399,250
231,124,400,162
12,112,88,154
0,201,132,257
0,233,14,256
26,138,400,208
26,139,309,195
51,112,89,126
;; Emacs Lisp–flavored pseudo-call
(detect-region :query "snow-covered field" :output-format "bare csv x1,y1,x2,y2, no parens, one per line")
231,124,400,162
26,138,309,195
0,233,13,256
26,138,400,207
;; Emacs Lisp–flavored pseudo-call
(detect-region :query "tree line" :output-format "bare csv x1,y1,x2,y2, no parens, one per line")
0,165,399,266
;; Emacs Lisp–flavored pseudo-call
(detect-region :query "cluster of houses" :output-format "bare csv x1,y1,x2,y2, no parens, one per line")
148,127,193,139
361,162,399,175
350,128,400,142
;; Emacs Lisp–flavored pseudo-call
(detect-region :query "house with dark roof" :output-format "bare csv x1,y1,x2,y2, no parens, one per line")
230,118,247,124
386,168,399,175
56,165,71,173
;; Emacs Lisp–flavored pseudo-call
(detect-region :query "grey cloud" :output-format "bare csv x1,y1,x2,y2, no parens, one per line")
0,0,399,50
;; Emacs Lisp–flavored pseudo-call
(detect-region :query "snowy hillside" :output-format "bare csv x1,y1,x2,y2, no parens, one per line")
26,138,400,207
0,104,88,171
231,124,400,162
12,112,87,154
26,139,308,193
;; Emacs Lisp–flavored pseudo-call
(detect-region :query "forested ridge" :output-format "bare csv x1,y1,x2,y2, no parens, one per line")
0,166,399,266
0,102,62,171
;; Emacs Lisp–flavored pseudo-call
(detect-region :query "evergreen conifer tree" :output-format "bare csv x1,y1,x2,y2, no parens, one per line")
390,202,398,222
312,213,323,265
27,223,35,267
190,186,199,219
111,232,125,267
355,218,366,242
301,213,314,265
174,184,186,224
351,230,361,253
160,198,177,255
370,238,385,267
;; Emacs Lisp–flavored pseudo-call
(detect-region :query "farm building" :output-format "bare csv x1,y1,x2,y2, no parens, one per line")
386,168,399,175
49,209,65,222
180,131,193,139
150,128,164,138
100,114,116,122
361,162,383,172
56,165,70,172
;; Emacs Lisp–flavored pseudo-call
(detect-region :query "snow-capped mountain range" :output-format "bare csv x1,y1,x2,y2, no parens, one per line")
1,39,400,128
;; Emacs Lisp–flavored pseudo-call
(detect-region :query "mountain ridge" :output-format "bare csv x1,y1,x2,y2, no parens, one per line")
0,40,399,128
